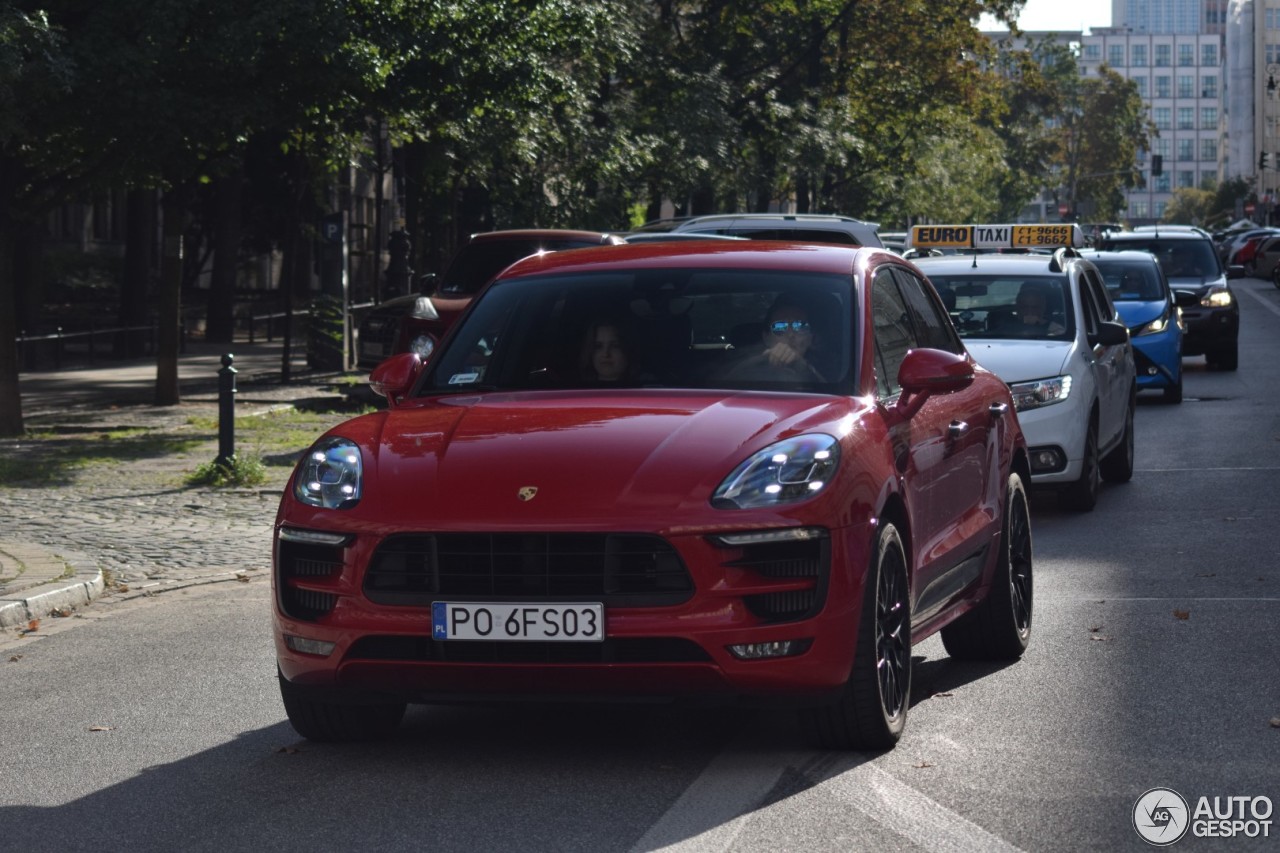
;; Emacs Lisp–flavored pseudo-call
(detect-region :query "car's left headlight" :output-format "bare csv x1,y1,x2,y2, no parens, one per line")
294,437,363,509
1202,285,1233,308
1132,308,1170,336
712,434,840,509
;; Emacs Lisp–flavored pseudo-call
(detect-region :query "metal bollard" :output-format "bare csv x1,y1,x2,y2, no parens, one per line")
216,353,237,466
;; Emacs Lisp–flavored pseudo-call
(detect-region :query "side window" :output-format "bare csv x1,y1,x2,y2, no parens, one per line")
891,267,963,355
1074,272,1102,338
1082,269,1116,324
870,268,919,397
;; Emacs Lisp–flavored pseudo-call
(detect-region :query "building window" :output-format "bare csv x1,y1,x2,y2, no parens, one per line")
1156,76,1172,98
1201,138,1218,161
1201,44,1217,66
1154,201,1168,218
1178,75,1194,98
1202,75,1217,98
1156,44,1172,67
1084,43,1101,61
1134,75,1148,97
1154,175,1171,193
1131,200,1150,219
1178,44,1194,67
1177,108,1194,130
1132,44,1148,67
1177,170,1194,188
1177,138,1194,160
1154,138,1171,158
1154,108,1171,130
1109,44,1125,67
1269,44,1280,65
1201,107,1217,129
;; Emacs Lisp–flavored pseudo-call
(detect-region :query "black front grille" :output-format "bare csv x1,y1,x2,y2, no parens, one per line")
727,537,828,623
346,634,710,664
364,533,693,606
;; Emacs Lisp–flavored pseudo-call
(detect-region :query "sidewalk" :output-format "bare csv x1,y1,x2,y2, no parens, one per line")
1,338,361,630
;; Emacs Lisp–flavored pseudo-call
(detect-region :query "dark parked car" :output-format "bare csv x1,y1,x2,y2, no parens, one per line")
1095,229,1243,371
355,230,626,369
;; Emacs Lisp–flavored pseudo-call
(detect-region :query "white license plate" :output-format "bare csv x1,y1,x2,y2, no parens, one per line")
431,602,604,642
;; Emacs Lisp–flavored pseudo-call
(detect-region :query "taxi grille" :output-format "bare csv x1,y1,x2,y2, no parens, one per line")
363,533,693,607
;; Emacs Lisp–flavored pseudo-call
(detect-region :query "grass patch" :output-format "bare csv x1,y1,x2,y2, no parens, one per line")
187,455,269,488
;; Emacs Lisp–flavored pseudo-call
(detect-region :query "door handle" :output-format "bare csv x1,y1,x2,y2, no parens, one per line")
948,420,969,439
989,402,1009,418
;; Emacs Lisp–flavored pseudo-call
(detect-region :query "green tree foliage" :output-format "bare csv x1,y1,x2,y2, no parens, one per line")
1058,65,1154,222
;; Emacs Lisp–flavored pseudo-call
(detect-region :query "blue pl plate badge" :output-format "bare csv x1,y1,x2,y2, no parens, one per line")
432,602,448,639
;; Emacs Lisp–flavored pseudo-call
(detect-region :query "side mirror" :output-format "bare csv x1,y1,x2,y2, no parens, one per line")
1225,264,1247,280
894,348,975,417
417,272,439,295
369,352,424,407
1090,320,1129,348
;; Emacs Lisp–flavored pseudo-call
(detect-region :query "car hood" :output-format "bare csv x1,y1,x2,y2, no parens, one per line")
962,340,1073,384
342,391,857,525
1167,274,1225,294
1115,301,1165,328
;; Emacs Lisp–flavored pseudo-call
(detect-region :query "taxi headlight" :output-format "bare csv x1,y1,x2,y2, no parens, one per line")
1008,375,1071,412
1202,286,1233,308
409,334,435,359
294,437,363,509
712,434,839,509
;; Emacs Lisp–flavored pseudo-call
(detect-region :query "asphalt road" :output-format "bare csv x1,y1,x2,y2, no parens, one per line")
1,280,1278,852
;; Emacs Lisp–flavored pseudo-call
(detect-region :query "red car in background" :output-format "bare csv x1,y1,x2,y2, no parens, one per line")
355,229,626,369
276,241,1033,751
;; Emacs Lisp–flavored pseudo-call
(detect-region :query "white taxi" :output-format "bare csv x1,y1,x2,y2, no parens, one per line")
908,224,1136,511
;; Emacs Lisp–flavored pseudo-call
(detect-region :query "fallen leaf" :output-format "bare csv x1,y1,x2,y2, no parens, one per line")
1173,609,1191,621
235,573,251,583
88,725,113,732
8,655,22,662
1089,625,1104,632
275,746,302,755
932,691,954,698
25,619,39,632
51,606,72,617
912,761,934,769
1270,718,1280,729
1091,635,1111,642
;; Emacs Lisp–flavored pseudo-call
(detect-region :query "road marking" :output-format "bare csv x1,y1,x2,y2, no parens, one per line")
1135,466,1280,472
1239,283,1280,317
632,748,1024,852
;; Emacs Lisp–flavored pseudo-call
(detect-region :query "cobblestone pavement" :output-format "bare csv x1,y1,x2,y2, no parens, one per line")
1,359,367,624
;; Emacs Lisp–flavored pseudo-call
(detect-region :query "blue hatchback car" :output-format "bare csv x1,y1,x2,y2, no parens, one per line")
1081,249,1183,403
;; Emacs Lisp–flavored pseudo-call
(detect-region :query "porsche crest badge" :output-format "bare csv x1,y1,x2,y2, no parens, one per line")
517,486,538,502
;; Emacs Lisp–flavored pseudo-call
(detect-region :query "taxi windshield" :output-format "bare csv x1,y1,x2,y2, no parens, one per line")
418,269,854,395
927,275,1074,341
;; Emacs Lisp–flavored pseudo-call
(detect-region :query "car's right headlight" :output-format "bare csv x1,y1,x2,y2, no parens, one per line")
1201,285,1233,308
712,434,840,509
408,334,435,359
1008,375,1072,412
294,437,363,509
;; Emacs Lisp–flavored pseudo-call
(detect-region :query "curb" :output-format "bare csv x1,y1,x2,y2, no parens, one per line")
0,550,104,629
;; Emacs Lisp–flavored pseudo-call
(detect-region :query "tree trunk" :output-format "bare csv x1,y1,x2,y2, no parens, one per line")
155,189,186,405
0,223,24,437
206,167,243,343
120,188,155,357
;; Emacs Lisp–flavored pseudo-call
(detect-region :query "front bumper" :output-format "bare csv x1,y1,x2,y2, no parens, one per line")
1012,391,1088,486
273,521,877,705
1131,329,1181,390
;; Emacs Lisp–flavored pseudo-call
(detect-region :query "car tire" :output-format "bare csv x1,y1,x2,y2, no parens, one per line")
1058,421,1100,512
803,522,910,751
1100,392,1135,483
941,472,1032,661
278,672,406,742
1163,372,1183,404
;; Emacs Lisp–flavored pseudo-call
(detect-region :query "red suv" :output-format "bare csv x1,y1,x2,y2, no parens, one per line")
356,230,626,369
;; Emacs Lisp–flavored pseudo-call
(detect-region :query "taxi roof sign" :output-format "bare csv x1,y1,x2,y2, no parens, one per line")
907,223,1086,250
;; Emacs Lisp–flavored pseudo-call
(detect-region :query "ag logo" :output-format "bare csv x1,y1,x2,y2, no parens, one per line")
1133,787,1190,846
517,486,538,502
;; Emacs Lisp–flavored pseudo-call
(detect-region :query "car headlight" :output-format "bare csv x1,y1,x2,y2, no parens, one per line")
1201,286,1233,308
409,334,435,359
1008,375,1071,412
294,437,363,509
410,297,440,320
1132,309,1170,336
712,434,840,509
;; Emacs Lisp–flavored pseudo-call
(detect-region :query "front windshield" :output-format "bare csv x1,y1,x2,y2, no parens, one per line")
924,274,1074,341
1098,239,1220,280
1091,260,1166,302
419,269,854,395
